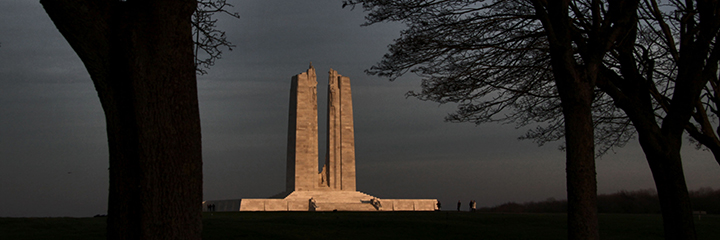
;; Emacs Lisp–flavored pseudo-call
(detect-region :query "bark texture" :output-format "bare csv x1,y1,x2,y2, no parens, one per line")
41,1,202,239
533,1,640,239
533,1,598,239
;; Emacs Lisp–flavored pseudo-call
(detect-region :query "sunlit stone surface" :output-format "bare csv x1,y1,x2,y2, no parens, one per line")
204,65,438,211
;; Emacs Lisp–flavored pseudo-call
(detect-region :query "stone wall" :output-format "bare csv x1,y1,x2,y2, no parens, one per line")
234,198,439,212
379,199,439,211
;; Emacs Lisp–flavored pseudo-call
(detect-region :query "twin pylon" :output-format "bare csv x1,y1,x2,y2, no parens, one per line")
202,65,438,211
286,64,356,192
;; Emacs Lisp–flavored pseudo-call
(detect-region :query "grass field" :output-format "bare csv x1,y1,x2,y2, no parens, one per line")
1,212,718,240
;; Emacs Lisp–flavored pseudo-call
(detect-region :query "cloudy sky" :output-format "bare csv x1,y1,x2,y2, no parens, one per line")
1,0,719,217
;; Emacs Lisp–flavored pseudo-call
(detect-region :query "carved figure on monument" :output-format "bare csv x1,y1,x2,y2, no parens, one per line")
309,197,317,211
371,198,382,210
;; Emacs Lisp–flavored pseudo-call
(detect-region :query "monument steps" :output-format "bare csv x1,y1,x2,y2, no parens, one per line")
284,190,376,203
314,202,378,211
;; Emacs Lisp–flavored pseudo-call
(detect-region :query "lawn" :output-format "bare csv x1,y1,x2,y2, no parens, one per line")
1,212,717,240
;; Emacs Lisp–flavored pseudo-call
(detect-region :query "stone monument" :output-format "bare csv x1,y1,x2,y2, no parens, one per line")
286,65,356,193
203,65,438,211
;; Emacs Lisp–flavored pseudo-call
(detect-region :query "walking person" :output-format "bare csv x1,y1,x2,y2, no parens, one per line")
457,200,461,211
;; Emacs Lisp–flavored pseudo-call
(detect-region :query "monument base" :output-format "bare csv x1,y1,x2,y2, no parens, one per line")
203,191,438,212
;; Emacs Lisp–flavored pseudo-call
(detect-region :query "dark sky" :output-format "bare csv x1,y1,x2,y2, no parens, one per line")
1,0,718,217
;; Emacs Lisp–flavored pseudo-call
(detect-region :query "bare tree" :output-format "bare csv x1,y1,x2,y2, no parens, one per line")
39,0,236,239
344,1,638,239
348,1,720,239
651,0,720,168
594,1,720,239
510,2,720,238
194,0,239,74
517,1,720,168
532,1,720,238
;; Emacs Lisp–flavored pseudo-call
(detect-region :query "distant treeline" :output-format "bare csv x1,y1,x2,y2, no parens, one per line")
479,188,720,214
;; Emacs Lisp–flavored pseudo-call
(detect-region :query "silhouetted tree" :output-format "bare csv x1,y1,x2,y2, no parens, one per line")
39,0,237,239
521,0,720,177
516,1,719,237
483,1,719,238
193,0,239,74
344,1,639,239
593,1,720,238
639,1,720,171
348,1,720,239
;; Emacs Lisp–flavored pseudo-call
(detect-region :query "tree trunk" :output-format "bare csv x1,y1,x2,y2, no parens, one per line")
602,73,699,240
594,0,700,236
637,132,697,240
535,1,599,239
41,1,202,239
602,65,699,240
559,83,598,240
